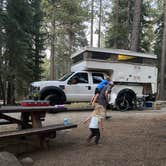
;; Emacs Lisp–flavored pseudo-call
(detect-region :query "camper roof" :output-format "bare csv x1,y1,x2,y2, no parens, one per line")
71,47,157,59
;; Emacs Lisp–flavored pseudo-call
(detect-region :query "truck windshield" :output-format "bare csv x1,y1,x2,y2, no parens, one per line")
59,72,74,81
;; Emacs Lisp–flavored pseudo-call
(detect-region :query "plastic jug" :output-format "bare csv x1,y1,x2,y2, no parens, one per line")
64,118,68,125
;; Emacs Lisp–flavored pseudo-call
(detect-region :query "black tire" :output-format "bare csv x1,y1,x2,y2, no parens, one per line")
116,89,136,111
45,94,64,105
117,98,129,112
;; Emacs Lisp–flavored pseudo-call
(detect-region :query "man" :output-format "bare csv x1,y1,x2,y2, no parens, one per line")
90,77,110,104
92,81,114,119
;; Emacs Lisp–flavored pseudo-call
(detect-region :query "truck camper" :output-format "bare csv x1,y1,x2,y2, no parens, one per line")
30,47,158,110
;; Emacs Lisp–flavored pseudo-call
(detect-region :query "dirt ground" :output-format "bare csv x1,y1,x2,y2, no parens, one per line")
1,108,166,166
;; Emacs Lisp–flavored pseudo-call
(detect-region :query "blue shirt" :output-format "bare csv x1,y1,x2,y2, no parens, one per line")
96,80,109,90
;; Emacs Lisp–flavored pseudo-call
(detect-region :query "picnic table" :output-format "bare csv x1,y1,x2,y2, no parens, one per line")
0,106,77,147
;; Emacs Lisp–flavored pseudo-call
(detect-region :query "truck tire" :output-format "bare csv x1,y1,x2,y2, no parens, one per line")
45,94,64,106
116,95,129,111
40,86,66,106
116,89,136,111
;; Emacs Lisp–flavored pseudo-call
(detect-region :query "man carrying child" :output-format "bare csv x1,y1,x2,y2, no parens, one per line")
91,80,114,119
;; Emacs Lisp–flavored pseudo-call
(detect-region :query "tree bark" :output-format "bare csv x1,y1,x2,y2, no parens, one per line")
159,0,166,100
50,18,56,80
126,0,132,49
90,0,94,47
98,0,102,48
130,0,142,51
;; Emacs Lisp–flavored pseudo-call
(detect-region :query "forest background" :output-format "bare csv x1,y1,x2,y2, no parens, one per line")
0,0,165,105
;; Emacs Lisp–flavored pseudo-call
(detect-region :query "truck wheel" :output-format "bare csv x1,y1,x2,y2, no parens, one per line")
117,97,129,111
45,94,64,106
116,89,136,111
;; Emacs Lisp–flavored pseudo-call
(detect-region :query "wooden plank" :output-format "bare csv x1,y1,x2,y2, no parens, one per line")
0,106,56,113
30,112,42,128
0,113,32,128
0,123,77,138
48,107,93,113
0,118,45,125
0,120,15,125
0,106,93,114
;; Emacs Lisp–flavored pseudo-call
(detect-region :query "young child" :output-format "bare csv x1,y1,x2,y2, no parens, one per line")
83,105,104,145
91,77,110,106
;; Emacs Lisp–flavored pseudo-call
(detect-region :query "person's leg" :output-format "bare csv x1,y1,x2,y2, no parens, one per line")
94,129,100,144
87,128,95,142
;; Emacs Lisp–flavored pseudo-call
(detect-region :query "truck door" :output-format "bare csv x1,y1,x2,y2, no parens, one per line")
65,72,92,101
91,72,105,93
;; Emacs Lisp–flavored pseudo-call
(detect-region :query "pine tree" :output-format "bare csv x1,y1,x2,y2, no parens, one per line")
4,0,34,103
31,0,45,81
0,0,6,104
42,0,88,79
130,0,142,51
105,0,133,49
159,0,166,99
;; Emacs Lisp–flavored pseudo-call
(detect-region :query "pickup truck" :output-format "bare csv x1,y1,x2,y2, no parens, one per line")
29,47,157,110
29,70,107,105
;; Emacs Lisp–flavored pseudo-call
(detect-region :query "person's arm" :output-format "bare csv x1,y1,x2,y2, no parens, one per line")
91,93,99,106
99,118,104,131
83,115,91,124
90,95,95,105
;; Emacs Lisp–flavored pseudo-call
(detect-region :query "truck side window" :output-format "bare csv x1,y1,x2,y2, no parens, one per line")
92,73,104,84
69,73,88,84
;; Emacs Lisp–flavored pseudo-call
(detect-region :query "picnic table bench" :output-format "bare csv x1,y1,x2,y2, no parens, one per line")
0,123,77,138
0,106,77,147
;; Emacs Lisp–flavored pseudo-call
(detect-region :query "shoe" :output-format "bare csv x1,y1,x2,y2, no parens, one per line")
105,116,112,120
95,143,102,147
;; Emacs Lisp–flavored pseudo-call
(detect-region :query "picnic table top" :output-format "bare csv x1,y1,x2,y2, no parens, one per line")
0,105,93,113
0,106,57,113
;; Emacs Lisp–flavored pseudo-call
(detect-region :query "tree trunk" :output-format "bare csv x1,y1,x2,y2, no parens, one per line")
50,18,56,80
114,0,119,48
7,76,15,105
159,0,166,100
126,0,132,49
0,0,6,105
67,19,74,73
130,0,142,51
34,36,40,81
98,0,102,48
90,0,94,47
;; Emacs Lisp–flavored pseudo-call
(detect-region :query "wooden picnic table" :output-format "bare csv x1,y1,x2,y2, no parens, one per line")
0,106,57,128
0,106,77,147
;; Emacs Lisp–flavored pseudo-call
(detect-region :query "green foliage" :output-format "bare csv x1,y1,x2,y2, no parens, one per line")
105,0,160,54
0,0,45,103
41,0,88,78
153,0,164,69
105,0,133,49
30,0,46,81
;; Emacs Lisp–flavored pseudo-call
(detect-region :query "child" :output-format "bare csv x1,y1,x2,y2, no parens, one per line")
91,77,110,106
83,105,104,145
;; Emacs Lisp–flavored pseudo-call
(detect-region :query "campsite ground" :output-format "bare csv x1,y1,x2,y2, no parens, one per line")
1,108,166,166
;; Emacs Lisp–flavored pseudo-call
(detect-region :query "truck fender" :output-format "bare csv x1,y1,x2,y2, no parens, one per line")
39,86,66,104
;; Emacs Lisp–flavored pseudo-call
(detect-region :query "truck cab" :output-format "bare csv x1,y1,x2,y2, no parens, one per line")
30,70,107,105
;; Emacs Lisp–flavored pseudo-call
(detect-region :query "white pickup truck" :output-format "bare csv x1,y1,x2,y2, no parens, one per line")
29,47,158,109
30,70,108,105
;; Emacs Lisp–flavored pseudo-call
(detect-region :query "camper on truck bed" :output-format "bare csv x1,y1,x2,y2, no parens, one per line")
29,47,158,111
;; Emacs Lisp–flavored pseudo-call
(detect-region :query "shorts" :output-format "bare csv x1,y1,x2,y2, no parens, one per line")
94,88,101,94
